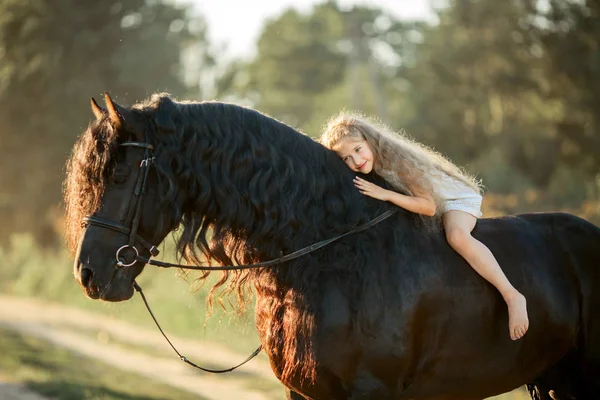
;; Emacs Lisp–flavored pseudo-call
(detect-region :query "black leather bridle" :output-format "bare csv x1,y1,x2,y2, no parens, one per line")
83,141,160,266
82,140,398,374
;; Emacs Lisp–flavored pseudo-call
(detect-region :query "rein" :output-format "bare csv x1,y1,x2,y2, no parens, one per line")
132,281,263,373
83,140,398,374
135,207,398,270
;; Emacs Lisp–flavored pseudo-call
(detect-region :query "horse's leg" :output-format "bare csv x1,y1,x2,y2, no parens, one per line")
526,383,565,400
528,350,589,399
526,383,543,400
581,358,600,398
581,305,600,397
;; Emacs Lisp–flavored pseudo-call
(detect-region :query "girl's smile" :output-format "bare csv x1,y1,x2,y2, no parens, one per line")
336,138,374,174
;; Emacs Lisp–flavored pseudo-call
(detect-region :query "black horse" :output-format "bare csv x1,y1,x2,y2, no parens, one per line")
64,92,600,399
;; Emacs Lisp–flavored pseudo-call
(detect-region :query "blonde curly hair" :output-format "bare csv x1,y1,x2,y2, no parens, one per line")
319,112,482,214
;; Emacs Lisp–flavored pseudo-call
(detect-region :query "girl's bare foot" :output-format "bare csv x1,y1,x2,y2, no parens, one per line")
504,291,529,340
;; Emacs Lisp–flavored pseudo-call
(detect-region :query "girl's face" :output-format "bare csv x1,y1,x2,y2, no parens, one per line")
336,138,374,174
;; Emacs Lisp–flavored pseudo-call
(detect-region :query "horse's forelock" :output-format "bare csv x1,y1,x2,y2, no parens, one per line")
64,119,120,253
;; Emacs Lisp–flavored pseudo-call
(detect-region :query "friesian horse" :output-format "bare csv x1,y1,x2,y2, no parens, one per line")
64,93,600,399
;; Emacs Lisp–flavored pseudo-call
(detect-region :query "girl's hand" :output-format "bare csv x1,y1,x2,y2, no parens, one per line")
354,176,437,216
354,177,390,201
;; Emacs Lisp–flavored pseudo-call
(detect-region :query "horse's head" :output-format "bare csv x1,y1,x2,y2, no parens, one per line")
65,93,177,301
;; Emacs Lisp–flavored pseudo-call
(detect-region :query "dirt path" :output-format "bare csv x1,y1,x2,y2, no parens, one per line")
0,295,281,400
0,373,49,400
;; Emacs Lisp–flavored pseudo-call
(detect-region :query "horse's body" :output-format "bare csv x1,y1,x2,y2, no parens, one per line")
64,93,600,399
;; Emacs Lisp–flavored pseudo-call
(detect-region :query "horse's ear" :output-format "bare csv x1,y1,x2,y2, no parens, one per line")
104,92,124,130
90,97,104,120
103,92,145,141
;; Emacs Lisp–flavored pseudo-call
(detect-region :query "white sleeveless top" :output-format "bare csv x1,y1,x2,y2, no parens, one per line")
432,173,483,218
377,169,483,218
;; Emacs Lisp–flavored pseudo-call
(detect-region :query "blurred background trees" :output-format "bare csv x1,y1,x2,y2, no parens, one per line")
215,0,599,217
0,0,212,246
0,0,598,249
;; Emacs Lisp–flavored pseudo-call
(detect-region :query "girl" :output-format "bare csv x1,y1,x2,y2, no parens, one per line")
319,112,529,341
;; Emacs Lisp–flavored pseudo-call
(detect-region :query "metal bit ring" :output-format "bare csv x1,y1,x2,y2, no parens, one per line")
115,245,139,267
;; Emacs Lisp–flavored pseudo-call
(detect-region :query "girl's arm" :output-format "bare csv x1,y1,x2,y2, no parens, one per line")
354,177,436,217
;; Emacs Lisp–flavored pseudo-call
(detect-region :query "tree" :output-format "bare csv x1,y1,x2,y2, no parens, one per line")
216,2,347,129
532,0,600,175
0,0,212,246
214,2,411,133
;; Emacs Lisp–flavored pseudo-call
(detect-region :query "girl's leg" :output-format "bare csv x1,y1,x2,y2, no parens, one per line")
443,210,529,340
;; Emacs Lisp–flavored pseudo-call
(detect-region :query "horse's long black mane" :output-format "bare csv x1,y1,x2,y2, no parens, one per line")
130,94,427,268
65,93,437,383
150,96,381,261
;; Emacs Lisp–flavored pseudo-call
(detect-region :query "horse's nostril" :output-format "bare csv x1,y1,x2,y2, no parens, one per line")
80,267,93,288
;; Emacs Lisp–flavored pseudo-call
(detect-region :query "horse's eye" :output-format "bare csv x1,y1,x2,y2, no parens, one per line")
113,165,130,183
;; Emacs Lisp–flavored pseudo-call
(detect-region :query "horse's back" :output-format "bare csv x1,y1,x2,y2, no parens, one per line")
484,212,600,331
476,212,600,345
476,212,600,306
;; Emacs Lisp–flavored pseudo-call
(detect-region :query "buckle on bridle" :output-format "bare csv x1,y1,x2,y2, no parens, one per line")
140,157,155,167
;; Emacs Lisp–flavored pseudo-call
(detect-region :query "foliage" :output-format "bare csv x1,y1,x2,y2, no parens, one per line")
216,2,347,128
0,0,212,247
534,0,600,175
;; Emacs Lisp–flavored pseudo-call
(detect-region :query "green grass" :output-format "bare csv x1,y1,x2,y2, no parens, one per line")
0,327,206,400
0,233,260,355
